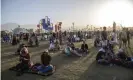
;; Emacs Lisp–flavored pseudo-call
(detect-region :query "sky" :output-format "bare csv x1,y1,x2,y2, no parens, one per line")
1,0,133,29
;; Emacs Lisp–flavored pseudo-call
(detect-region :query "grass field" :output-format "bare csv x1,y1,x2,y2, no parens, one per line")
1,39,133,80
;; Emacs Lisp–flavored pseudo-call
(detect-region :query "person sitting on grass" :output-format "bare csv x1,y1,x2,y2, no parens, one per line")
49,39,60,51
64,42,82,57
16,44,33,76
35,36,39,46
96,46,106,62
48,41,55,51
94,36,101,47
114,48,133,68
31,51,54,74
64,42,71,56
116,48,128,61
117,49,133,61
96,46,120,66
81,40,89,54
96,47,133,68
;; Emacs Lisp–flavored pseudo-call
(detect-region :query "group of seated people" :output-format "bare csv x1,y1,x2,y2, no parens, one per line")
14,36,133,77
63,40,89,57
15,44,54,76
94,36,101,47
96,45,133,68
67,35,82,43
94,33,119,48
48,38,60,51
28,37,39,47
15,39,89,77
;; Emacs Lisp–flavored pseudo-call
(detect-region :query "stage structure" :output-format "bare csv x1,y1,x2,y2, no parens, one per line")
37,16,53,34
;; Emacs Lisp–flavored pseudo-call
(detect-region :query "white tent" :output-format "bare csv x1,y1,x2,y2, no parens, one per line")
13,27,29,34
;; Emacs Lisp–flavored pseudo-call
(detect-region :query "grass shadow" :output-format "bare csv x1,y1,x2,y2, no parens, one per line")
1,50,81,80
77,61,133,80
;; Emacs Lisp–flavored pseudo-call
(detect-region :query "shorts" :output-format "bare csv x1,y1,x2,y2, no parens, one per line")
122,39,127,43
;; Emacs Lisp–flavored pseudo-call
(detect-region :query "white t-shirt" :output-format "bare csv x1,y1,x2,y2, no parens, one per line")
100,40,107,47
74,35,76,38
49,43,55,49
99,48,105,52
111,32,117,42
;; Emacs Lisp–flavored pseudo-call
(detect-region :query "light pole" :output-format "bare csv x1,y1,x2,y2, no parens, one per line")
72,22,74,32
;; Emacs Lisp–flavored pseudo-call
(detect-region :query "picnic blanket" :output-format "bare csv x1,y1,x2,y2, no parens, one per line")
9,65,55,76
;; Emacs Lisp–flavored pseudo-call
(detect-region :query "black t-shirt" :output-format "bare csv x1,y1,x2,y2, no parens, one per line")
117,52,127,60
126,31,130,39
81,44,88,50
64,31,67,36
96,51,106,61
101,31,107,40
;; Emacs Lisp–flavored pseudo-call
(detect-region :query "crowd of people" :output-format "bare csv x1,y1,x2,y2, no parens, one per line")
95,27,133,68
15,44,54,76
1,32,40,47
13,30,91,76
94,27,132,48
7,26,133,76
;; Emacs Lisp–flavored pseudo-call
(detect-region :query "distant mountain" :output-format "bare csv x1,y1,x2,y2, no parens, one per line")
1,23,37,31
1,23,19,31
20,24,37,29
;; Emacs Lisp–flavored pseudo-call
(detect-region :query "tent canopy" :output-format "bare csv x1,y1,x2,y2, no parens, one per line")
13,27,29,34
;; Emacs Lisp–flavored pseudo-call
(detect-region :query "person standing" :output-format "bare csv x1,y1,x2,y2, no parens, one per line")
121,28,127,48
101,27,108,46
12,35,17,45
59,30,62,45
110,29,118,45
96,30,100,38
126,28,131,47
35,35,39,47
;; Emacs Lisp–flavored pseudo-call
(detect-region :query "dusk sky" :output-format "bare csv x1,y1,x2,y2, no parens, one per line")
1,0,133,29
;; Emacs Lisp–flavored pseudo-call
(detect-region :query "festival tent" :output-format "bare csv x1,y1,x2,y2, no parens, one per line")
1,30,10,34
1,30,11,37
13,27,29,34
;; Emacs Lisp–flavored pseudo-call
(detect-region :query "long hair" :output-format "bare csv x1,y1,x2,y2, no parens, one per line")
41,52,51,66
